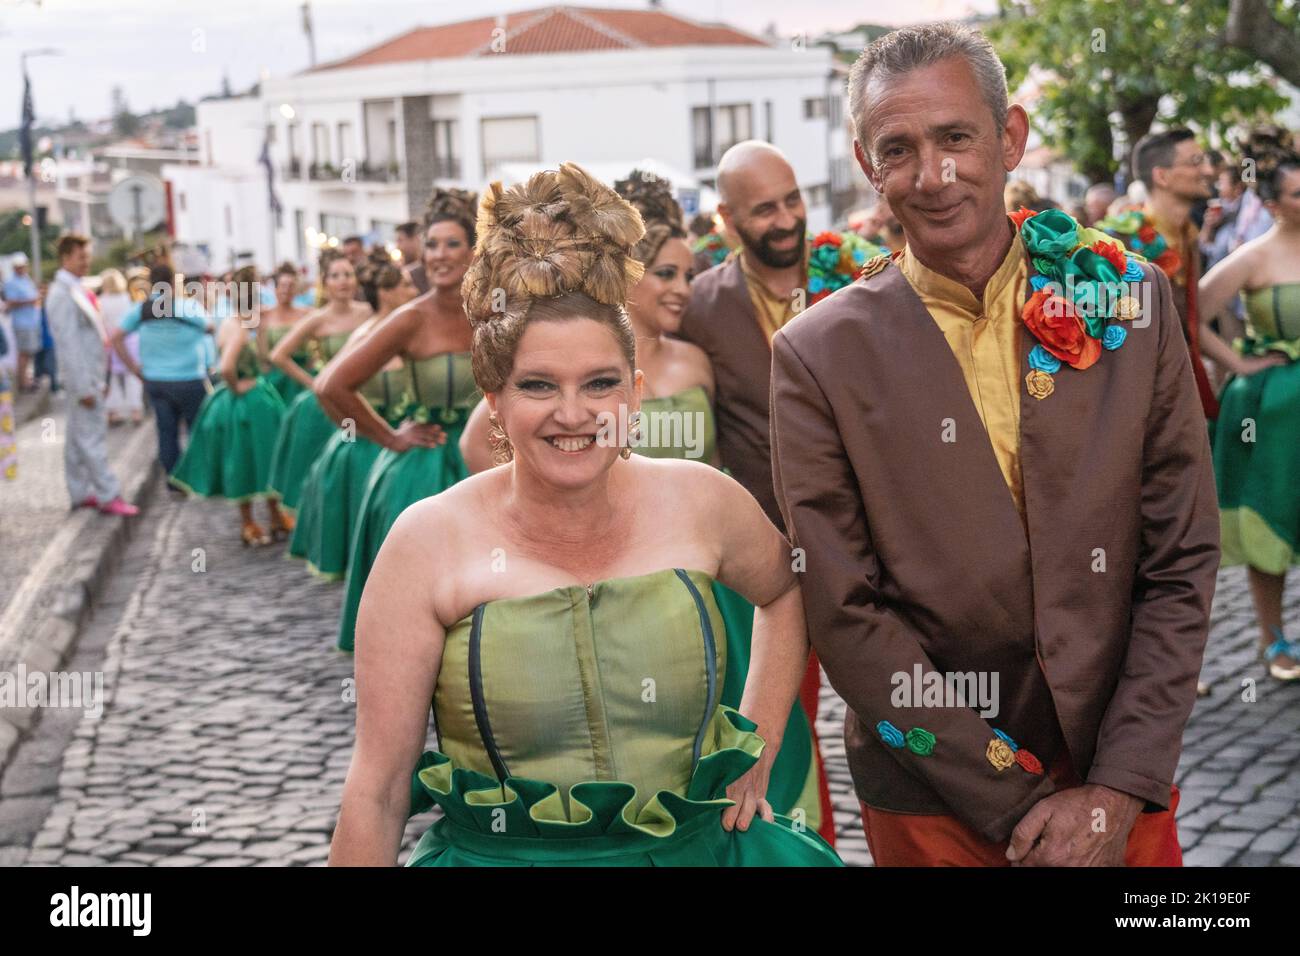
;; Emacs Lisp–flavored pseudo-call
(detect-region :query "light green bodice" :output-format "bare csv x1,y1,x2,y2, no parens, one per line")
359,364,412,421
264,324,308,363
401,351,480,422
433,568,726,813
632,385,717,463
234,342,261,381
1243,283,1300,360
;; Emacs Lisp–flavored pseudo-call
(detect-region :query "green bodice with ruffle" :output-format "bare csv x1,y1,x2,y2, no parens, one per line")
633,385,716,463
1242,283,1300,362
406,567,840,865
234,342,261,381
264,323,309,367
359,364,413,426
392,351,480,425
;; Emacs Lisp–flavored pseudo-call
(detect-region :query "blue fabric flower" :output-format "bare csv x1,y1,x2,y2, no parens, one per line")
876,720,905,749
1123,257,1143,282
1103,325,1127,350
994,728,1019,751
808,276,825,294
852,249,866,264
1029,274,1051,292
1028,344,1062,374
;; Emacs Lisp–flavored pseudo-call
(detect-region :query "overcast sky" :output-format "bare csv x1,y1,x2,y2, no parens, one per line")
1,0,993,129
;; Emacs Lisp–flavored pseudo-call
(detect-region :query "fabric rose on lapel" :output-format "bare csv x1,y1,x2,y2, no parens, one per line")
1022,290,1101,370
1020,208,1080,260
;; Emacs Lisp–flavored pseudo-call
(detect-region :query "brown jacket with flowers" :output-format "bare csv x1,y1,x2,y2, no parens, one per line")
769,251,1219,843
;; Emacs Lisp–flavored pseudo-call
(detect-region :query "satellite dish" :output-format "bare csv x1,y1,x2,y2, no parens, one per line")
107,174,166,235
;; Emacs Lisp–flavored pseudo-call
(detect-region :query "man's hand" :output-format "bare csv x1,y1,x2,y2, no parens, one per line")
1006,784,1143,867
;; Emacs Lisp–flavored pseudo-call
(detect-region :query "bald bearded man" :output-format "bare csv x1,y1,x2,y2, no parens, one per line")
676,140,835,845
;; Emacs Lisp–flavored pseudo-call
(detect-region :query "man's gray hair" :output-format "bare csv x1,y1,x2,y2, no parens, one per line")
847,23,1009,157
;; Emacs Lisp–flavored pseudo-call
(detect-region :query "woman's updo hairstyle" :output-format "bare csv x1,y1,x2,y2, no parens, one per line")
462,162,646,394
356,257,404,311
425,187,479,246
1239,125,1300,203
614,169,687,267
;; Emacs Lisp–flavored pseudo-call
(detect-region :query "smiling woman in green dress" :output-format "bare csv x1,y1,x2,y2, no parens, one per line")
329,164,839,867
289,260,417,580
1198,129,1300,681
258,263,311,405
265,256,373,520
319,190,481,654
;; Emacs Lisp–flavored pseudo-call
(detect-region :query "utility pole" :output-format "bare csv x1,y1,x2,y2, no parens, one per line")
301,2,316,68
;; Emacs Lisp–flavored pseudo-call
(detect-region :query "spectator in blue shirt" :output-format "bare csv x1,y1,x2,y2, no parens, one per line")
109,263,215,474
2,253,41,391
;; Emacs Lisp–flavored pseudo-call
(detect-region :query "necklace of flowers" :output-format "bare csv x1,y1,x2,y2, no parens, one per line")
1010,206,1147,400
808,231,889,305
1095,208,1181,279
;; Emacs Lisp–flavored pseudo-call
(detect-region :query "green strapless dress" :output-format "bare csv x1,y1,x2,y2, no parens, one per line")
337,352,480,652
1214,282,1300,573
267,331,352,512
289,363,413,580
404,568,841,867
170,341,286,501
261,324,311,405
633,385,827,838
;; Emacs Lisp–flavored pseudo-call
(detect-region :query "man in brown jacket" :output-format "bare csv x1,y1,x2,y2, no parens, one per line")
770,23,1219,866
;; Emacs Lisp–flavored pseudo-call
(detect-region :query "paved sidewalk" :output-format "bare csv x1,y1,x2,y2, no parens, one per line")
2,480,1297,866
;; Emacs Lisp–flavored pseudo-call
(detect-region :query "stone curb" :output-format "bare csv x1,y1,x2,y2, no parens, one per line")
0,420,161,777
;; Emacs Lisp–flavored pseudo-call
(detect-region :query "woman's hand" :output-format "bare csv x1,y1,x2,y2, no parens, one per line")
722,755,776,832
1232,352,1289,377
389,420,446,452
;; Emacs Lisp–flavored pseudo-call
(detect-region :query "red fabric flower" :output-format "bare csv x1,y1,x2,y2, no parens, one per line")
1009,206,1037,230
814,231,842,247
1022,290,1102,370
1137,224,1157,244
1154,248,1182,277
1090,239,1127,274
1015,749,1044,775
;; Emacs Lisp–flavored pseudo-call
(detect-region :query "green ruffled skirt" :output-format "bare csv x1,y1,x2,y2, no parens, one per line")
404,708,841,867
267,390,337,512
337,414,470,652
1214,360,1300,573
288,430,385,580
170,380,285,501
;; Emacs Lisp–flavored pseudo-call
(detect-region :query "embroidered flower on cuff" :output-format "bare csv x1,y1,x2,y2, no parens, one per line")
905,727,936,756
876,720,905,749
993,728,1019,751
1015,749,1045,775
987,738,1016,771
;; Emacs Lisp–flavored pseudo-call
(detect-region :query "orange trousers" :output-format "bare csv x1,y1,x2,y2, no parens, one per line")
861,762,1183,866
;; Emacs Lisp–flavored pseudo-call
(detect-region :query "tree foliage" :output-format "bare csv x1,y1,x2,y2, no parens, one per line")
989,0,1290,183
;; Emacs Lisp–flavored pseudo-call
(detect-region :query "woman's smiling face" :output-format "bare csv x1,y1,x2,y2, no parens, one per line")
490,317,640,490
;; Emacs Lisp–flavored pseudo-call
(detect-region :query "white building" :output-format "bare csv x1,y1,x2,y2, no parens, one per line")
165,4,863,273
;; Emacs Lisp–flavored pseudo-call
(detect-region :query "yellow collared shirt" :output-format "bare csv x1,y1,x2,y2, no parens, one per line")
739,251,808,345
899,233,1028,518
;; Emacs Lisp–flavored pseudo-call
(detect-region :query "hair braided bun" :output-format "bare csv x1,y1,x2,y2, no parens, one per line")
424,187,479,245
463,162,646,394
614,169,688,267
1238,125,1300,202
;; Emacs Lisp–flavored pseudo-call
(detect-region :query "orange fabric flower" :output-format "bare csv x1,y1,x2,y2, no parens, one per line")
1022,290,1102,370
1009,206,1037,230
1137,224,1157,243
1154,248,1182,277
1090,239,1127,274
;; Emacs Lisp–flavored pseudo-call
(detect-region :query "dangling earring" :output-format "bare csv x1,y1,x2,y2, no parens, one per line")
488,412,514,464
621,409,642,460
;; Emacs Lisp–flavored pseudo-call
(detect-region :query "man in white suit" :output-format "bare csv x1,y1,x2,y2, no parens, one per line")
45,234,137,516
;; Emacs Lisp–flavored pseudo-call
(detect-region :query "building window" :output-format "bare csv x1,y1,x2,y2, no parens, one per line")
829,93,843,127
294,209,305,264
803,97,828,120
319,213,357,241
265,124,276,146
765,100,774,143
311,123,330,168
692,104,751,168
224,204,232,237
432,119,460,179
480,116,539,177
337,121,354,167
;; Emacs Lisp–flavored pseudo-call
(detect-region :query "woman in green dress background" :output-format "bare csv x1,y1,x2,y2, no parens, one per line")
266,255,373,519
460,170,834,843
329,164,839,867
290,259,417,580
169,265,289,546
320,190,481,653
259,262,311,406
1199,129,1300,681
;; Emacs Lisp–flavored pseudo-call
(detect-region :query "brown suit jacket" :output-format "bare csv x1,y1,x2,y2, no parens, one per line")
405,262,430,296
679,257,784,530
770,254,1219,843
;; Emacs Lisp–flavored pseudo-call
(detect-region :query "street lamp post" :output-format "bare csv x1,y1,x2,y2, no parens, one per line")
20,47,62,279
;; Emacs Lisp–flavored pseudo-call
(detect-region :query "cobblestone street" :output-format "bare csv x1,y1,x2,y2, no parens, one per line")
0,468,1297,866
